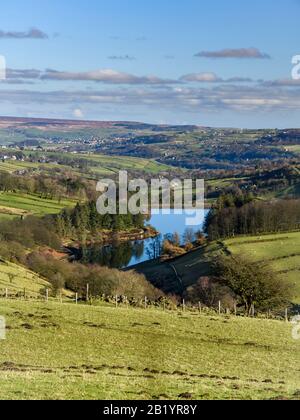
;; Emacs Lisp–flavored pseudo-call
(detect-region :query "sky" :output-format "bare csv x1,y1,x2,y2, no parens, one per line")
0,0,299,128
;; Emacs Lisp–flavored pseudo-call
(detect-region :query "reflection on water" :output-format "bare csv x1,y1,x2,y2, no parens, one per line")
80,240,146,268
79,209,208,269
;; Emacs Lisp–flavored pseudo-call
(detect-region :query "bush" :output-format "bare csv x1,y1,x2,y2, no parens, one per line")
0,241,26,264
184,243,194,252
185,276,235,309
162,240,186,258
0,216,61,249
26,251,161,300
214,255,293,313
66,265,161,300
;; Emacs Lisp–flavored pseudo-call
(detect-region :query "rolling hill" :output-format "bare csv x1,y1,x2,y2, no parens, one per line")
225,232,300,303
0,259,50,298
0,192,77,221
133,233,300,303
0,299,299,400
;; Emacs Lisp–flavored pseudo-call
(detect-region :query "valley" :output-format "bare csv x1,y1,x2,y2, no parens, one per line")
0,117,300,401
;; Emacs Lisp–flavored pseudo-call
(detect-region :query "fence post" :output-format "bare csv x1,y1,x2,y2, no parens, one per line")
86,284,89,302
285,308,288,323
198,302,202,314
218,301,221,315
46,289,49,302
75,293,78,305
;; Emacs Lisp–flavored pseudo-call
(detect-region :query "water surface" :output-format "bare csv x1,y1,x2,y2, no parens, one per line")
80,209,208,269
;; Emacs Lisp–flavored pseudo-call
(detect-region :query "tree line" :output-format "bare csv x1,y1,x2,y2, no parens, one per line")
0,170,94,201
0,209,156,301
204,194,300,240
185,255,292,315
55,201,146,238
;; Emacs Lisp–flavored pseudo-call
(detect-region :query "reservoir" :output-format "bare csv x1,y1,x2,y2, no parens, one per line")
79,209,209,269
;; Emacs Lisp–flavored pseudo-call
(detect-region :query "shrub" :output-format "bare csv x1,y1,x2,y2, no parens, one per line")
162,240,186,258
0,241,26,264
214,255,293,313
26,251,161,300
185,276,235,308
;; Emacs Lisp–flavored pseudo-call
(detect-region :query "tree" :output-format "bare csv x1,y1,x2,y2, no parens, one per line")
185,276,234,308
195,230,206,246
214,255,292,314
171,232,181,247
183,228,195,245
204,198,300,241
50,272,65,295
146,235,162,260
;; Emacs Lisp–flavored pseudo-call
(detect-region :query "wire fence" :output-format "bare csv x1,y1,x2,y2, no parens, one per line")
0,285,297,323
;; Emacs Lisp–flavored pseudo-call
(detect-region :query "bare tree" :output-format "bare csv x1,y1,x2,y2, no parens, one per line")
146,235,162,260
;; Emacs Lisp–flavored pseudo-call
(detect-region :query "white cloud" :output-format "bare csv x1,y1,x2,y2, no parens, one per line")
180,73,253,83
262,79,300,87
1,83,300,114
5,67,255,86
181,72,220,82
73,108,84,119
41,69,179,85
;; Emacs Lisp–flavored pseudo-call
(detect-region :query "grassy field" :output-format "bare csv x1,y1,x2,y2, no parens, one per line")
78,153,172,174
285,145,300,154
207,177,249,189
0,158,113,178
132,242,222,295
1,152,173,180
0,299,299,400
225,232,300,303
0,159,92,178
0,261,50,298
134,232,300,305
16,151,173,176
0,192,77,220
0,161,40,173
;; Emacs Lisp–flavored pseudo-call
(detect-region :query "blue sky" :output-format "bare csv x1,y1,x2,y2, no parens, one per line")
0,0,299,127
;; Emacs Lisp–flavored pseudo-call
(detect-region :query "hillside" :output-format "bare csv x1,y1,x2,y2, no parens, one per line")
0,152,175,179
0,260,50,297
0,116,299,173
0,300,299,400
0,192,77,221
131,242,222,295
225,232,300,303
133,232,300,303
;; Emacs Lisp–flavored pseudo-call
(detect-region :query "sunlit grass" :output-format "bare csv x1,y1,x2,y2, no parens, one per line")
225,232,300,302
0,300,299,400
